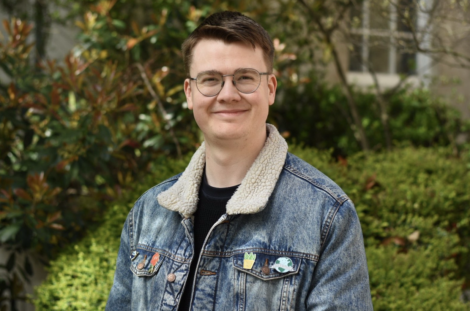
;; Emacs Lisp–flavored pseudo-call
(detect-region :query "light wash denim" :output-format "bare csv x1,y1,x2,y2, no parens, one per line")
106,125,373,310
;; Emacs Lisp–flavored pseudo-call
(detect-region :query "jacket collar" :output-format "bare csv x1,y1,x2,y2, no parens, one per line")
157,124,288,217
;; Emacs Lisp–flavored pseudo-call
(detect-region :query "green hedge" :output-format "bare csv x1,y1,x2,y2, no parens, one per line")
34,147,470,310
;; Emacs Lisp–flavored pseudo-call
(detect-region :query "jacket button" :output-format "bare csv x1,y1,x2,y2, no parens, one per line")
262,266,270,275
262,258,270,275
167,273,176,282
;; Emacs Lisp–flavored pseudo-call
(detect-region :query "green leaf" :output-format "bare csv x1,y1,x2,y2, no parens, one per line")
143,136,163,149
111,20,126,29
98,125,112,144
0,224,21,243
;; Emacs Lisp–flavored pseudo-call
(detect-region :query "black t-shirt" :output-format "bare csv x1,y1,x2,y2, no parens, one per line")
178,172,239,310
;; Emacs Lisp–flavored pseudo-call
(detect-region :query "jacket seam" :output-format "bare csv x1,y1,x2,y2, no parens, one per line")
283,165,348,204
135,244,191,263
128,208,134,253
129,173,182,252
320,199,347,248
202,248,319,262
212,219,231,311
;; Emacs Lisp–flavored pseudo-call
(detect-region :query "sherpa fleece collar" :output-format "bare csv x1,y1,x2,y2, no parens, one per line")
157,124,288,217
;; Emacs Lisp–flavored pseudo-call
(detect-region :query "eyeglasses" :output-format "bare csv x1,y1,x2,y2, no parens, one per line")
189,68,270,97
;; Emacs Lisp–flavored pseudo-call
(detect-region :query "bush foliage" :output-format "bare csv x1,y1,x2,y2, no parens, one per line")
271,78,470,156
0,3,200,305
34,146,470,310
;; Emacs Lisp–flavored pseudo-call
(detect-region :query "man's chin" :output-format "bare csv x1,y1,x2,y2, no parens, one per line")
211,131,246,142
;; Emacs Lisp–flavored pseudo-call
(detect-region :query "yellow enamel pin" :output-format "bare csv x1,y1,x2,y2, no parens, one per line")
243,252,256,269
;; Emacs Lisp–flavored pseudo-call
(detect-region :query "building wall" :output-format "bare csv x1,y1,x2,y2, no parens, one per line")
432,3,470,119
333,1,470,119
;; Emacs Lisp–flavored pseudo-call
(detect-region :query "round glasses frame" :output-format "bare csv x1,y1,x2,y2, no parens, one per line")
189,68,270,97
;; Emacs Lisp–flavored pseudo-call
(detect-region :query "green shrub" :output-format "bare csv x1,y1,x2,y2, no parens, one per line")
34,146,470,310
0,3,198,305
270,79,470,155
33,155,189,310
367,244,465,311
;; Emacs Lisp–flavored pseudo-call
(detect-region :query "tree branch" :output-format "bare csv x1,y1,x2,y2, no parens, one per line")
297,0,370,152
136,63,182,159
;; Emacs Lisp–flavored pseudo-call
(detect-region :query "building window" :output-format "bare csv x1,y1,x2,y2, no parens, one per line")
349,0,418,75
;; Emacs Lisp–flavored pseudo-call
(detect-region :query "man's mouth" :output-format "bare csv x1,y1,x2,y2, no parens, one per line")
213,109,248,116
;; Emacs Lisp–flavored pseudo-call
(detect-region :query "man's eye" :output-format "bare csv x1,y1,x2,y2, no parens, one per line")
200,76,220,84
237,75,255,81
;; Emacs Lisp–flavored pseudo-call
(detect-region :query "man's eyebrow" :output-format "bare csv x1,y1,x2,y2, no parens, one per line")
199,69,223,75
198,68,254,75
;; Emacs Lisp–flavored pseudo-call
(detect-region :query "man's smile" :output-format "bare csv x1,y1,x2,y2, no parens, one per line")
212,109,249,117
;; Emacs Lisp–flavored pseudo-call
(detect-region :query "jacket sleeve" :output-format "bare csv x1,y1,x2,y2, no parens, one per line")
306,200,373,310
106,209,133,310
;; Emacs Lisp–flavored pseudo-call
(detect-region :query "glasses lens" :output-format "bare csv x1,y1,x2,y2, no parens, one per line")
234,69,261,94
196,72,223,96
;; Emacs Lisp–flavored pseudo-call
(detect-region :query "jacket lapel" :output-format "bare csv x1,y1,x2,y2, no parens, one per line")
157,124,288,217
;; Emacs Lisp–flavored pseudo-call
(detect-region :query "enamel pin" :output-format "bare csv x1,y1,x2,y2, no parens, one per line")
148,253,160,273
151,253,160,266
130,250,139,261
243,252,256,269
271,257,294,273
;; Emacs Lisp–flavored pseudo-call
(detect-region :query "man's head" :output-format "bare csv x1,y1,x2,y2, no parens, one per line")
182,11,274,76
182,11,277,143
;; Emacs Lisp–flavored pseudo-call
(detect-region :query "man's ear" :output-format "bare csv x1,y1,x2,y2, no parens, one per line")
184,79,193,110
267,74,277,106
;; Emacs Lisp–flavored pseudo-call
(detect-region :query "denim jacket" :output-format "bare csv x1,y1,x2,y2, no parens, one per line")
106,124,373,311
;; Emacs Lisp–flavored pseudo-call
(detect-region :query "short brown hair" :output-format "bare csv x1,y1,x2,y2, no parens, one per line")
182,11,274,77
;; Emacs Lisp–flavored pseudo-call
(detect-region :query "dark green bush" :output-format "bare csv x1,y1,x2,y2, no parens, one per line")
33,155,189,310
0,3,199,305
270,77,470,155
34,146,470,310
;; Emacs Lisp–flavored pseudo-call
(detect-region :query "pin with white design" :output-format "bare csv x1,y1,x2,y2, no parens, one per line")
271,257,294,273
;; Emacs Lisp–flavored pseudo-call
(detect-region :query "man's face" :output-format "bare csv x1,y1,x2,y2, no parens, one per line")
184,39,277,142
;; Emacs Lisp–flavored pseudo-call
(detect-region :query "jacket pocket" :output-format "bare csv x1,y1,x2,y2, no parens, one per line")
129,249,164,277
232,252,301,311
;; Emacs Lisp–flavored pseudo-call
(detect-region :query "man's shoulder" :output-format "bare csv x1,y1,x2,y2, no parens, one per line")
281,152,349,204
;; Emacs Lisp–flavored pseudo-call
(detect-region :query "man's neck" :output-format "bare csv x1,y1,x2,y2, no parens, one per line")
204,128,267,188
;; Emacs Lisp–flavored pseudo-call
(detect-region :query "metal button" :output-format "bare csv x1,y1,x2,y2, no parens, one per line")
262,266,270,275
136,254,147,270
167,273,176,282
262,258,270,275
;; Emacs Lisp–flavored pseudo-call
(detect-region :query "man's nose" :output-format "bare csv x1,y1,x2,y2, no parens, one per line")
217,77,241,101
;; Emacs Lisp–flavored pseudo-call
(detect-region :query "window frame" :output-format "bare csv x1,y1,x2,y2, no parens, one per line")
347,0,433,87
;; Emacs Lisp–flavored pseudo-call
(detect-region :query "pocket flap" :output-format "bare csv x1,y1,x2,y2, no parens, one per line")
130,250,164,277
232,252,301,280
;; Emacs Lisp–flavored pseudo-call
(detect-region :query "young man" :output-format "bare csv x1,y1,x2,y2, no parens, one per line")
107,11,373,311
